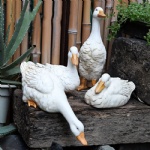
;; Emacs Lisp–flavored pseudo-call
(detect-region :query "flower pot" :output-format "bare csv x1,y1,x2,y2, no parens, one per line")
0,85,16,126
120,21,149,40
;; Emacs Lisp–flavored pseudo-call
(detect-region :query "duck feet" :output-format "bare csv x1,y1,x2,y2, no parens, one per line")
28,100,37,108
77,77,88,91
91,79,97,86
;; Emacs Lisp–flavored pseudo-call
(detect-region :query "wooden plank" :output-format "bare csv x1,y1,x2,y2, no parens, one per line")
13,89,150,148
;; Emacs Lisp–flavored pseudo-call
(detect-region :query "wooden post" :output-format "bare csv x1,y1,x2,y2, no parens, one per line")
60,0,70,65
81,0,91,44
21,0,29,58
103,0,113,50
68,0,79,50
41,0,52,64
13,0,21,61
76,0,83,50
93,0,101,8
51,0,62,65
106,0,119,71
31,0,42,63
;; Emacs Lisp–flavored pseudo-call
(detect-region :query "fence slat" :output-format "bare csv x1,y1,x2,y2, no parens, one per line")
76,0,83,51
13,0,21,61
42,0,52,64
68,0,79,50
81,0,91,44
51,0,63,65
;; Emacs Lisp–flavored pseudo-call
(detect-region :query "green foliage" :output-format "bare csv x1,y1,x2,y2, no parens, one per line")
108,0,150,44
0,123,16,138
0,0,42,85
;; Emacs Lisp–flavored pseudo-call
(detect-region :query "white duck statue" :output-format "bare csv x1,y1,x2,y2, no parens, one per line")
20,61,87,145
45,46,80,92
85,73,135,108
77,7,106,91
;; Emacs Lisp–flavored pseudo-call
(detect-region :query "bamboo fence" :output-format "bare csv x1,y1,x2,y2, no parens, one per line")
2,0,143,67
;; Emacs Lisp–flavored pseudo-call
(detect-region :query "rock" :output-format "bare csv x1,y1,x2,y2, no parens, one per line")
98,145,115,150
108,37,150,105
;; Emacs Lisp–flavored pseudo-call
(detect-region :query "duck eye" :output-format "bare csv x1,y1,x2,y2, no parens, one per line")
96,9,98,11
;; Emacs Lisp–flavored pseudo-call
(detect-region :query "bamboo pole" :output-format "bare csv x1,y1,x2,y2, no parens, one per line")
81,0,91,44
68,0,79,50
6,0,15,43
93,0,102,8
130,0,137,2
106,0,119,71
51,0,62,65
41,0,52,64
103,0,113,50
21,0,29,58
76,0,83,50
60,0,70,65
31,0,42,63
13,0,21,61
100,0,106,40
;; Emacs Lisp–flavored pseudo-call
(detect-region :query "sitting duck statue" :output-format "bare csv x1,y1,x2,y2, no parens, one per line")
84,73,135,108
20,47,87,145
77,7,106,91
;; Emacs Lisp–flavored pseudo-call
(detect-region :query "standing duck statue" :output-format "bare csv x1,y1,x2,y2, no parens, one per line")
77,7,106,91
84,73,135,108
20,47,87,145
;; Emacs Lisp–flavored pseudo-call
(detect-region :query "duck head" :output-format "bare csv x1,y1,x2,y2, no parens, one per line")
95,73,111,94
68,46,79,66
70,120,88,146
93,7,106,18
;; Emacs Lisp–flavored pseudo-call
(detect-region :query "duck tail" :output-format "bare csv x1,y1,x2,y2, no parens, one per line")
20,61,34,74
128,81,136,92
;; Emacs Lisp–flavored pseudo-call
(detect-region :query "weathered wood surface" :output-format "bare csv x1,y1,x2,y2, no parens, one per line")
13,89,150,148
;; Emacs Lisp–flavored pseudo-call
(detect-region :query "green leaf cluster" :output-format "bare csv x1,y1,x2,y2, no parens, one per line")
0,0,42,85
108,0,150,44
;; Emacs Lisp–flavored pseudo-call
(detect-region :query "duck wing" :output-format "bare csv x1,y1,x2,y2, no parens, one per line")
21,62,54,93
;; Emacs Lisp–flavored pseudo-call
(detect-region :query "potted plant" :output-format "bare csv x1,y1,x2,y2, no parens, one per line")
0,0,42,135
108,0,150,44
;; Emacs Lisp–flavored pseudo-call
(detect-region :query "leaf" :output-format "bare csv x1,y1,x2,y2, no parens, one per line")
1,46,35,71
4,0,42,65
0,0,4,66
0,79,21,85
0,124,17,137
2,66,20,77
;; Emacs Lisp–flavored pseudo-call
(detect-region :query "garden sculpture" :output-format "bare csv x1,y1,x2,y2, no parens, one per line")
20,47,87,145
77,7,106,91
84,73,135,108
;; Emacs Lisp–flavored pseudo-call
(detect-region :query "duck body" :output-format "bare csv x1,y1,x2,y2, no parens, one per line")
78,7,106,91
85,73,135,108
44,46,80,92
79,38,106,81
45,62,80,92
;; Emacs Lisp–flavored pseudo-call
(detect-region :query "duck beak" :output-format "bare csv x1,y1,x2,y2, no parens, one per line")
76,132,88,146
71,54,78,66
95,80,105,94
98,10,106,18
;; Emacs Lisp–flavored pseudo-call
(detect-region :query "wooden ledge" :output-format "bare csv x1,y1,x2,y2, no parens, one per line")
13,89,150,148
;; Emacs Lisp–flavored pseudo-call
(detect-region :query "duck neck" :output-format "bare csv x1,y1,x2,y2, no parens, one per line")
67,58,77,72
89,17,102,41
57,95,79,126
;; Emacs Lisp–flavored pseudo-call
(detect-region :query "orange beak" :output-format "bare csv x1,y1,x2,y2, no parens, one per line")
95,81,105,94
76,132,88,146
98,10,106,18
71,54,78,66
